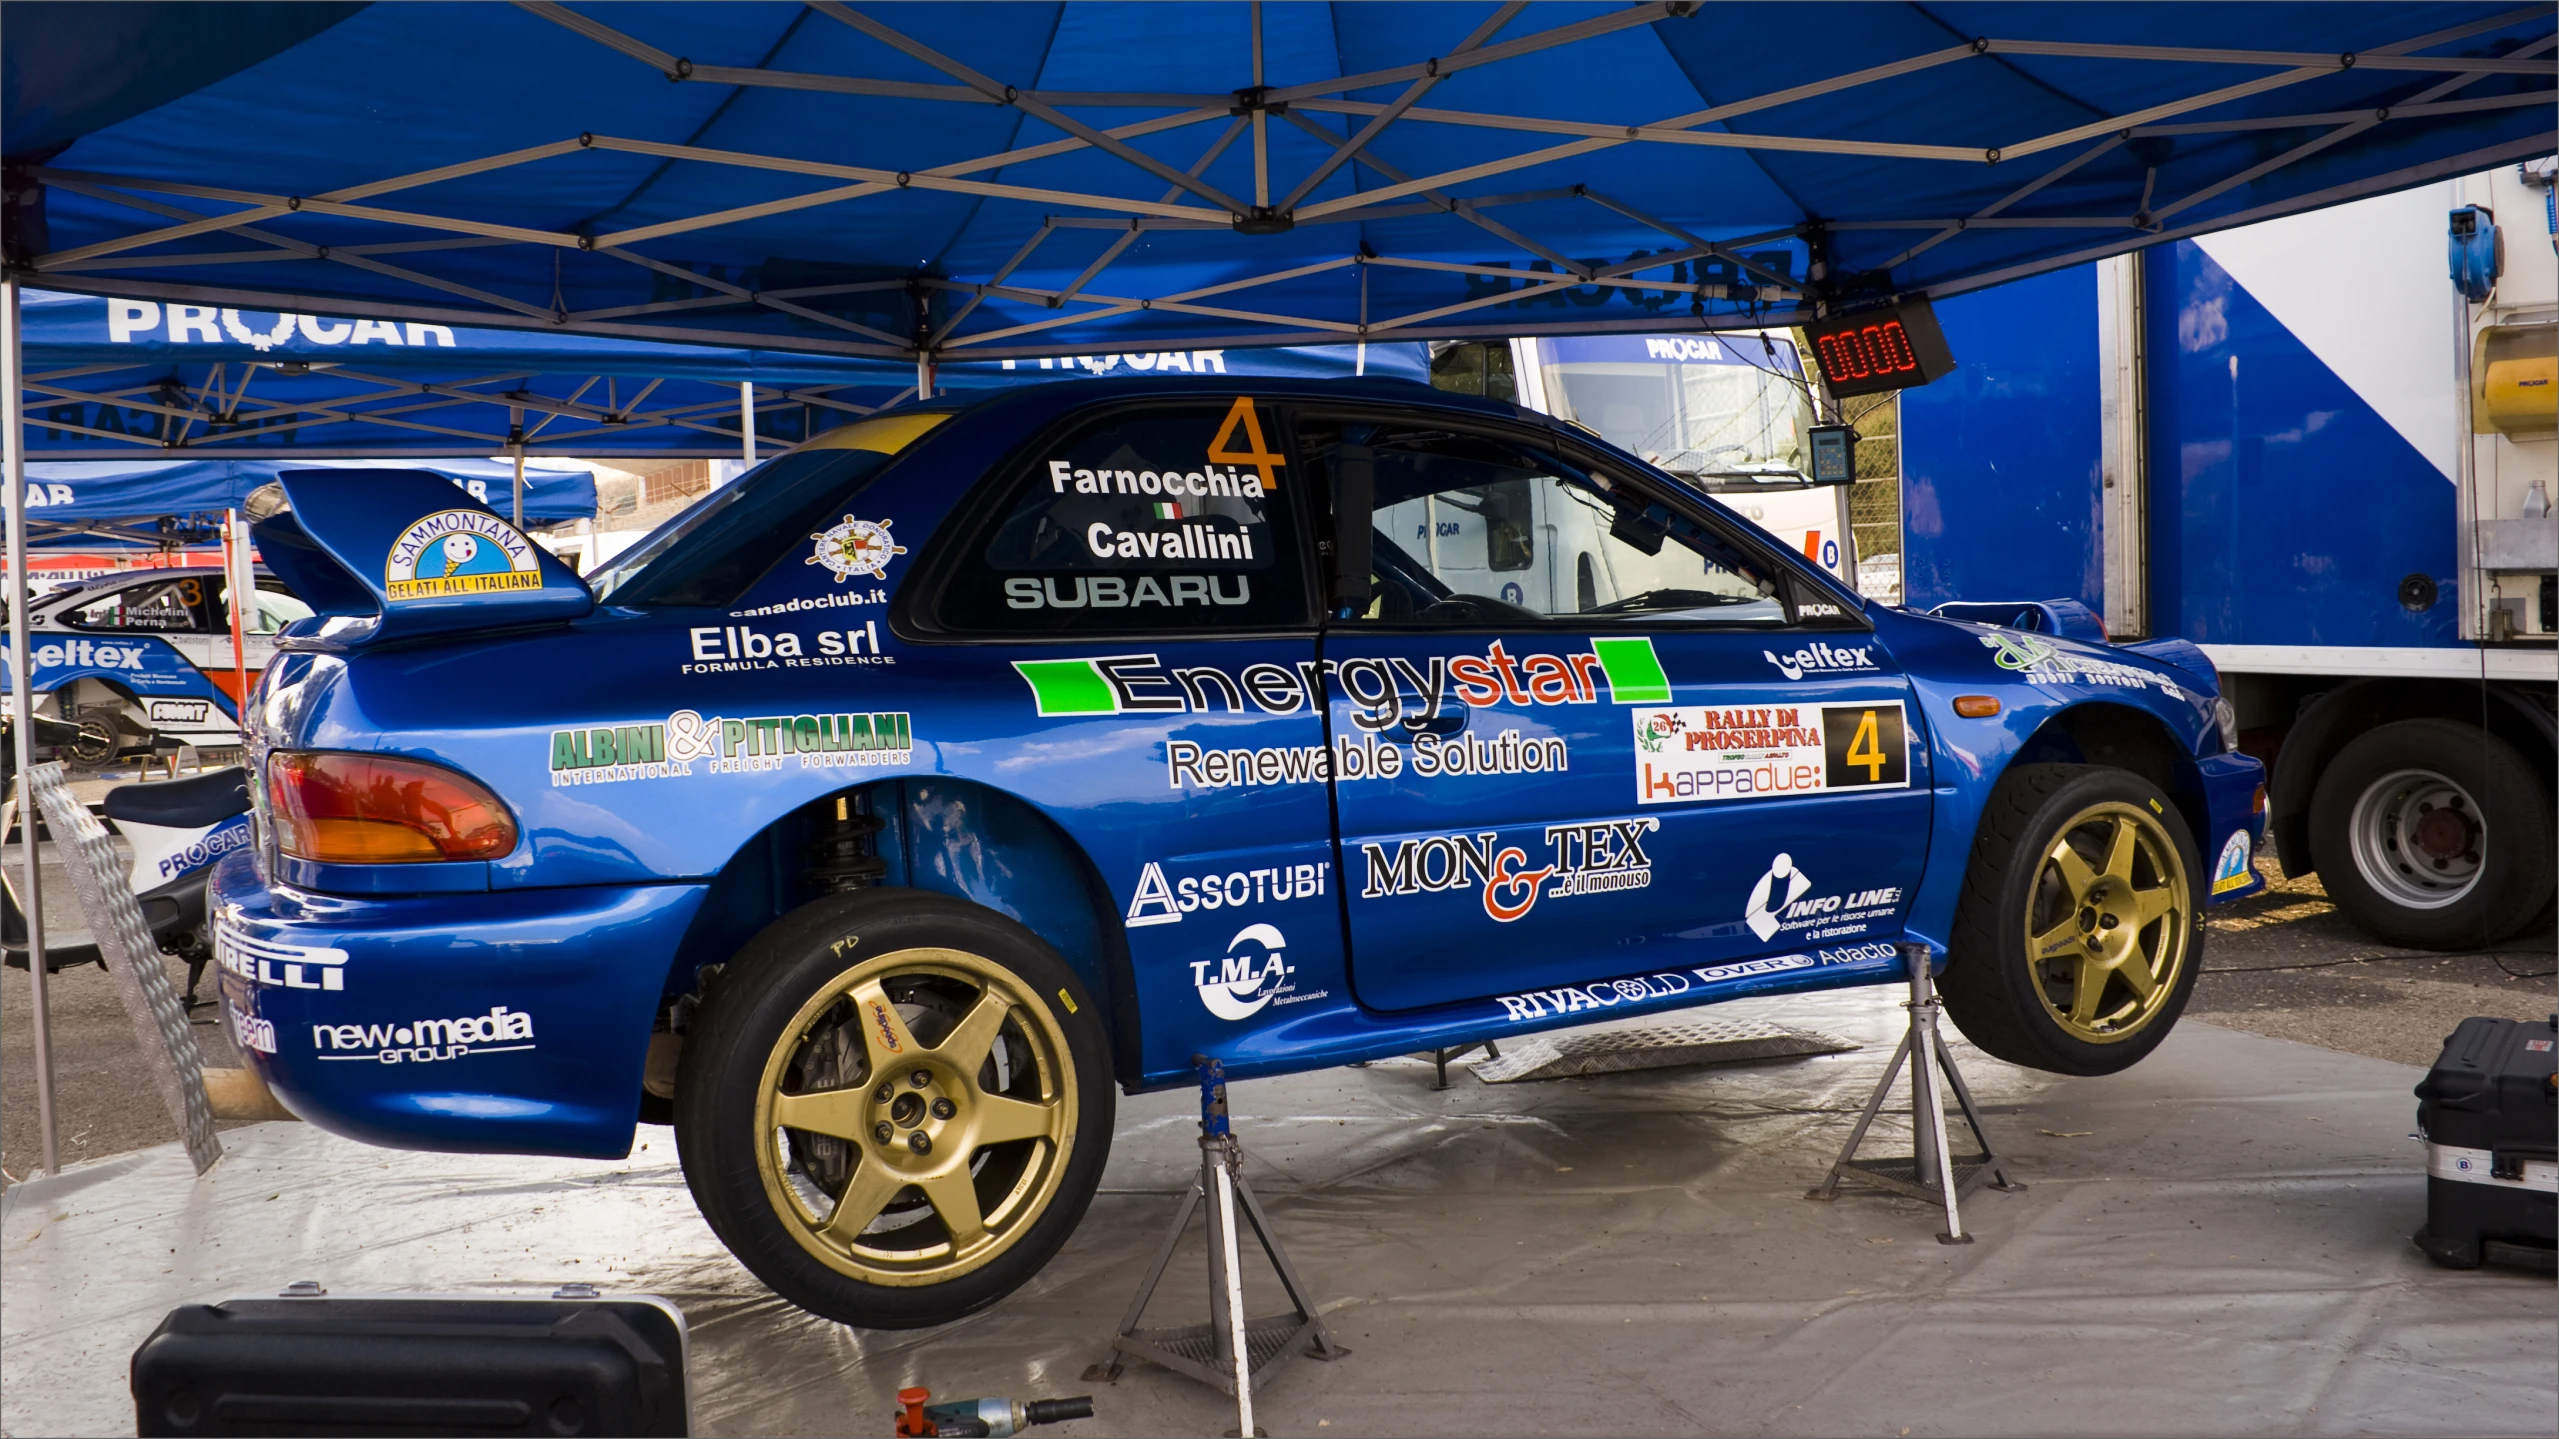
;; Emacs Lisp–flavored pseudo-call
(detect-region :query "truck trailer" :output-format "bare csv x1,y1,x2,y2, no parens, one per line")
1898,162,2557,951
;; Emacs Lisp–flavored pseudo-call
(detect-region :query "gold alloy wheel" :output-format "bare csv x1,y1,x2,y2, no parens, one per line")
752,948,1077,1287
2023,801,2193,1044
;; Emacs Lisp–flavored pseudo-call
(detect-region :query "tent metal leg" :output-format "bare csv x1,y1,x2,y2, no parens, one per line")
740,381,757,467
2,275,62,1178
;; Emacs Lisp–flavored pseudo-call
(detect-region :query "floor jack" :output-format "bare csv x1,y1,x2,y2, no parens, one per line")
1086,1057,1348,1437
1809,943,2022,1243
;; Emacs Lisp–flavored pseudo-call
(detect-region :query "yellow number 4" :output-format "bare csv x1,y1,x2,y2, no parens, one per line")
1846,709,1887,781
1207,396,1287,492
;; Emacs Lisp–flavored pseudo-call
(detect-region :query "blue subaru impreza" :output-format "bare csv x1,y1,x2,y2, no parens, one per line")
213,376,2263,1327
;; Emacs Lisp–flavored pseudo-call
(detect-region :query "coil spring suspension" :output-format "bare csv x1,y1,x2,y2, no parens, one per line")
803,793,887,893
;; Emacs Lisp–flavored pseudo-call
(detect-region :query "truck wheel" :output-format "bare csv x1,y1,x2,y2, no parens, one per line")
1943,764,2204,1076
674,890,1113,1329
2308,719,2553,951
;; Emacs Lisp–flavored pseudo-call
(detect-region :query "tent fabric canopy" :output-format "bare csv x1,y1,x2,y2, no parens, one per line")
4,3,2549,362
12,455,599,541
14,286,1426,459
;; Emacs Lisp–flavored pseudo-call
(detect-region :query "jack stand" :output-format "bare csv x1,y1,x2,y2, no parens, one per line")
1085,1056,1348,1437
1428,1039,1499,1090
1809,943,2021,1244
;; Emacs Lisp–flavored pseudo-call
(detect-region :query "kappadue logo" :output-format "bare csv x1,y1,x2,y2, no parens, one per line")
2212,830,2255,895
1634,701,1909,805
1743,853,1902,943
808,515,906,583
1192,922,1315,1021
384,510,542,600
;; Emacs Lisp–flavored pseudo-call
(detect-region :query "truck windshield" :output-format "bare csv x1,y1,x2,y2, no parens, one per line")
1531,333,1813,487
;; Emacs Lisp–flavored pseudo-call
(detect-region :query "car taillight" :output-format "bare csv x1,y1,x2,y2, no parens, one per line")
266,752,516,863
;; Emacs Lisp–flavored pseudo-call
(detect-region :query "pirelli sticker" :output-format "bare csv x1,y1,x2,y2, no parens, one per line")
1634,701,1908,805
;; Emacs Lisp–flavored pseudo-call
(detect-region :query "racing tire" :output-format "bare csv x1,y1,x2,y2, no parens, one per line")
2306,719,2553,952
1942,764,2205,1076
674,889,1113,1329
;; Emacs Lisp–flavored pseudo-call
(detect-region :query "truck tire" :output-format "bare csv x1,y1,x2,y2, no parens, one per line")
2308,718,2553,951
1942,764,2204,1076
674,889,1113,1329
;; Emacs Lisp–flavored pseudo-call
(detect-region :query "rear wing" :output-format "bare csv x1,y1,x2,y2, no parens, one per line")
253,469,592,648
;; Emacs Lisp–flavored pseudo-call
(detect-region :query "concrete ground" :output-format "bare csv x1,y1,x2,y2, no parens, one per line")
4,989,2552,1439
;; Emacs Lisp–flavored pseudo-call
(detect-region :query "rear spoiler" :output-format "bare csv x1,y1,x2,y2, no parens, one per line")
1927,597,2218,688
253,469,592,648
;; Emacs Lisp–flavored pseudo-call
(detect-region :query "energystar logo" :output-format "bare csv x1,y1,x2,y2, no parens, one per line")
311,1005,535,1065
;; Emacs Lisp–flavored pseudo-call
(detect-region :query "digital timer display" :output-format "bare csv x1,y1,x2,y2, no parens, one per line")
1804,295,1956,398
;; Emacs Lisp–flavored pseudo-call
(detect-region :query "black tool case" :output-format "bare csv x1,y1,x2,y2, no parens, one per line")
2413,1015,2558,1273
131,1287,690,1436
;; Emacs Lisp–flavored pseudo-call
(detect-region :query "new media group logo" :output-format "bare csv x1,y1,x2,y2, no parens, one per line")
311,1004,536,1065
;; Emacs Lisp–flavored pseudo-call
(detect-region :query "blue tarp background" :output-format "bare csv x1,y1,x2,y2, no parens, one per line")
12,455,598,533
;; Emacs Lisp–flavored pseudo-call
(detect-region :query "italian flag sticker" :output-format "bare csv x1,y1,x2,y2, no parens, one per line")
1152,501,1185,520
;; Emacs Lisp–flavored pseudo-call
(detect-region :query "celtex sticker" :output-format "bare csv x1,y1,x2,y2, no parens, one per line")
1634,701,1908,805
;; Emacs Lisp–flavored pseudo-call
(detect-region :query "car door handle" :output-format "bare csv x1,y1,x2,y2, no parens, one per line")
1405,706,1468,740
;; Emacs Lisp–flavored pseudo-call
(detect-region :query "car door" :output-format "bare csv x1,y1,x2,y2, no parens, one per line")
1299,412,1931,1014
925,397,1343,1047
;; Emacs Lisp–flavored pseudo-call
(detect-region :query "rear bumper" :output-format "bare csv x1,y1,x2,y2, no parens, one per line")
209,850,708,1159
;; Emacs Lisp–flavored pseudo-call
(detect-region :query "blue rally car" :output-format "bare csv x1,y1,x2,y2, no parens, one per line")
213,376,2264,1328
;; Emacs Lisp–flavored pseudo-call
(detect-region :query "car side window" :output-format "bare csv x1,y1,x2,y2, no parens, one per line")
934,401,1312,634
1298,419,1785,625
61,575,219,632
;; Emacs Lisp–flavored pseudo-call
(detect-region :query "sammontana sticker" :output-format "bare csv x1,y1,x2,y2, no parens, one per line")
385,510,542,601
550,708,914,786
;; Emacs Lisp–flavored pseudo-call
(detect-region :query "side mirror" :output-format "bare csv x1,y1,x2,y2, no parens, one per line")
1331,444,1374,616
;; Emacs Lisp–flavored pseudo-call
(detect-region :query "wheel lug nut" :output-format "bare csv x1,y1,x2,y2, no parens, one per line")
874,1121,894,1145
908,1132,932,1156
874,1083,894,1103
930,1097,956,1120
909,1069,932,1089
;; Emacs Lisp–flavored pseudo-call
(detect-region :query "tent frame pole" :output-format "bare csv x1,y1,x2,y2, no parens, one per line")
3,274,64,1177
740,381,756,467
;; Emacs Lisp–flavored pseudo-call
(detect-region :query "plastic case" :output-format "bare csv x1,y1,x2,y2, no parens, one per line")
2413,1015,2558,1273
130,1288,689,1436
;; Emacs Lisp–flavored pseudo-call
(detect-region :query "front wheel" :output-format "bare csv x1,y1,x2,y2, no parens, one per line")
675,890,1114,1329
1942,764,2204,1076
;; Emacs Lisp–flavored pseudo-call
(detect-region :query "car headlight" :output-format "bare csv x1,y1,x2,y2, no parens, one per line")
2212,696,2240,754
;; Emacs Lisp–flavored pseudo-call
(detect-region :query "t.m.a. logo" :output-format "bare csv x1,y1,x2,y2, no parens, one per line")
549,709,915,785
383,510,541,601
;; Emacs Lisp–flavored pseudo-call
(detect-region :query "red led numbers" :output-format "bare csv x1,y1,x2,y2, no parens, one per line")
1817,320,1917,381
1805,296,1955,397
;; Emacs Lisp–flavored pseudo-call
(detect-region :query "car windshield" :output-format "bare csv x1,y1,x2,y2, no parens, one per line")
1532,333,1814,486
590,412,949,608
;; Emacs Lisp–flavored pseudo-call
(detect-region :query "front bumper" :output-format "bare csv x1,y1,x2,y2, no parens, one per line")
210,850,709,1159
2198,750,2269,903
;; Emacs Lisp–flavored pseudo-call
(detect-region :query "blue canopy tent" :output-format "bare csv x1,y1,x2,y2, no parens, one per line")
12,285,1425,460
12,456,599,548
2,3,2548,361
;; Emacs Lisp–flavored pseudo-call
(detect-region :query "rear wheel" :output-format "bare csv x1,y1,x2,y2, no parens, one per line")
675,890,1112,1328
2308,719,2552,951
1943,764,2203,1075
